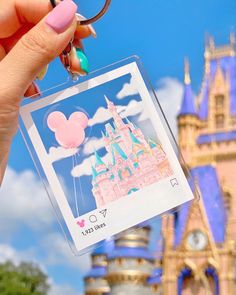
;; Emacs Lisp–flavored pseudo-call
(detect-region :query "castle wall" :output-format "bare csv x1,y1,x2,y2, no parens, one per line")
110,284,151,295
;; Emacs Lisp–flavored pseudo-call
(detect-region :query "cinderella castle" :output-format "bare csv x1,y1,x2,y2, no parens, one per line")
91,96,173,207
84,34,236,294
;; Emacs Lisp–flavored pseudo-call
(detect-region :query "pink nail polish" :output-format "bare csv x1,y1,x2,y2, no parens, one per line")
45,0,77,33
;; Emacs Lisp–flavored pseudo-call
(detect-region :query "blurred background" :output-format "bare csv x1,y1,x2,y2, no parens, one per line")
1,0,236,294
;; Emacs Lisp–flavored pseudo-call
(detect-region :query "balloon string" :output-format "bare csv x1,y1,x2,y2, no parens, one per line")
75,153,86,208
72,155,79,217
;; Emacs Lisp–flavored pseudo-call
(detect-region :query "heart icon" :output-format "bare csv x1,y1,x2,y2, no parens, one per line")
77,220,85,228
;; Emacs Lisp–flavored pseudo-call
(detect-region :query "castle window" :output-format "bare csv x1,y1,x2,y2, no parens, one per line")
215,94,224,110
137,258,145,265
118,170,123,180
224,191,232,215
134,162,139,169
117,258,123,266
215,114,224,128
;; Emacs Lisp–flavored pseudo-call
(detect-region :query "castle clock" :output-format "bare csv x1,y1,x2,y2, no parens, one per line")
186,230,208,251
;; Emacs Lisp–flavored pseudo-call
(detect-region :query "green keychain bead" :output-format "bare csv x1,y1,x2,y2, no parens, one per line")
76,48,89,74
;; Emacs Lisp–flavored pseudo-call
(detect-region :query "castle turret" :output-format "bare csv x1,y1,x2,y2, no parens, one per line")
94,151,107,174
92,166,98,181
84,242,114,295
105,123,116,138
178,58,199,166
105,96,126,129
106,226,154,295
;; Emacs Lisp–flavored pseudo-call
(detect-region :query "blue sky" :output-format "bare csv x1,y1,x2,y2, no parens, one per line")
0,0,235,294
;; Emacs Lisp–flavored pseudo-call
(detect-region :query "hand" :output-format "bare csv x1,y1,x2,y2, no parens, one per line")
0,0,95,183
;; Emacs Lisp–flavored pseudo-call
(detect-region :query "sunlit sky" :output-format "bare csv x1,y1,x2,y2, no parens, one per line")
0,0,235,294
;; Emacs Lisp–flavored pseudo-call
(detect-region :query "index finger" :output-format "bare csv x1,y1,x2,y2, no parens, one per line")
0,0,52,38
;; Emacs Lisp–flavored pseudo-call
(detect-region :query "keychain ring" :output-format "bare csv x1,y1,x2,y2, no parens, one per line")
50,0,111,25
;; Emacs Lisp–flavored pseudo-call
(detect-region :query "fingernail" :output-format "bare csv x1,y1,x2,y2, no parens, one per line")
88,25,97,38
36,65,49,80
76,48,89,74
33,82,41,96
76,13,96,38
45,0,77,34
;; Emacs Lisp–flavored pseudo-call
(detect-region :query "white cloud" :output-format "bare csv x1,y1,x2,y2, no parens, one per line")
119,100,147,122
41,233,91,272
0,168,54,235
89,99,146,128
0,167,91,270
48,147,79,163
117,76,139,99
71,155,95,178
71,153,111,178
0,243,46,273
50,284,82,295
88,106,113,127
83,137,105,156
0,243,82,295
155,77,184,137
0,244,21,265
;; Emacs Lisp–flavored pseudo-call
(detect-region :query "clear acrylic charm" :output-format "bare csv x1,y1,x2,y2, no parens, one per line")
19,56,196,254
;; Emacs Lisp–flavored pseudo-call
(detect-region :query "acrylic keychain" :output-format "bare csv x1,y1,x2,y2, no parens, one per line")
19,0,198,255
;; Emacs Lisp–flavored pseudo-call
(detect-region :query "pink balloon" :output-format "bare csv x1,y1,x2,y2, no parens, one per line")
47,111,66,132
47,111,88,149
56,123,85,148
69,112,89,129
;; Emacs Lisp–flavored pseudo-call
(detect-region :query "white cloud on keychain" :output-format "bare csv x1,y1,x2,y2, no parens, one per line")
48,146,79,163
83,137,105,155
88,105,113,126
71,153,111,178
88,99,146,127
116,75,139,99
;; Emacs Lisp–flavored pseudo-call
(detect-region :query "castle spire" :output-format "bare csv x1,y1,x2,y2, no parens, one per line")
91,165,98,180
178,58,197,117
130,132,141,145
184,58,191,85
94,151,105,167
230,32,235,47
104,95,113,107
105,95,125,129
101,131,106,138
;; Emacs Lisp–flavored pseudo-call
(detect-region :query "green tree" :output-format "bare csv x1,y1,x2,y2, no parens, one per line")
0,261,50,295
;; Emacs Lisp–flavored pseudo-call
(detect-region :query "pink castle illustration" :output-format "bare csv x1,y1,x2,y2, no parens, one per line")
91,96,173,207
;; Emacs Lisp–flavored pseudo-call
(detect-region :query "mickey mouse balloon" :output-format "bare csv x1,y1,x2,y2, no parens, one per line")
47,111,89,149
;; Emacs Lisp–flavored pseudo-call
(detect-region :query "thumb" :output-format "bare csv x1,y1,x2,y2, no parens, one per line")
0,0,78,101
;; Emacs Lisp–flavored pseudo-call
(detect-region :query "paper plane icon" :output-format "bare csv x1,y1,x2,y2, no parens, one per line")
99,209,107,218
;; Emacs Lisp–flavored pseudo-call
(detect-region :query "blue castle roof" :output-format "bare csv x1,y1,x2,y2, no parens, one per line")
179,83,197,116
85,266,107,279
105,123,116,136
111,142,128,165
94,151,105,167
148,139,157,149
108,246,153,261
199,56,236,119
175,165,227,246
130,132,141,144
147,268,163,285
91,166,98,180
197,130,236,144
85,240,114,279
